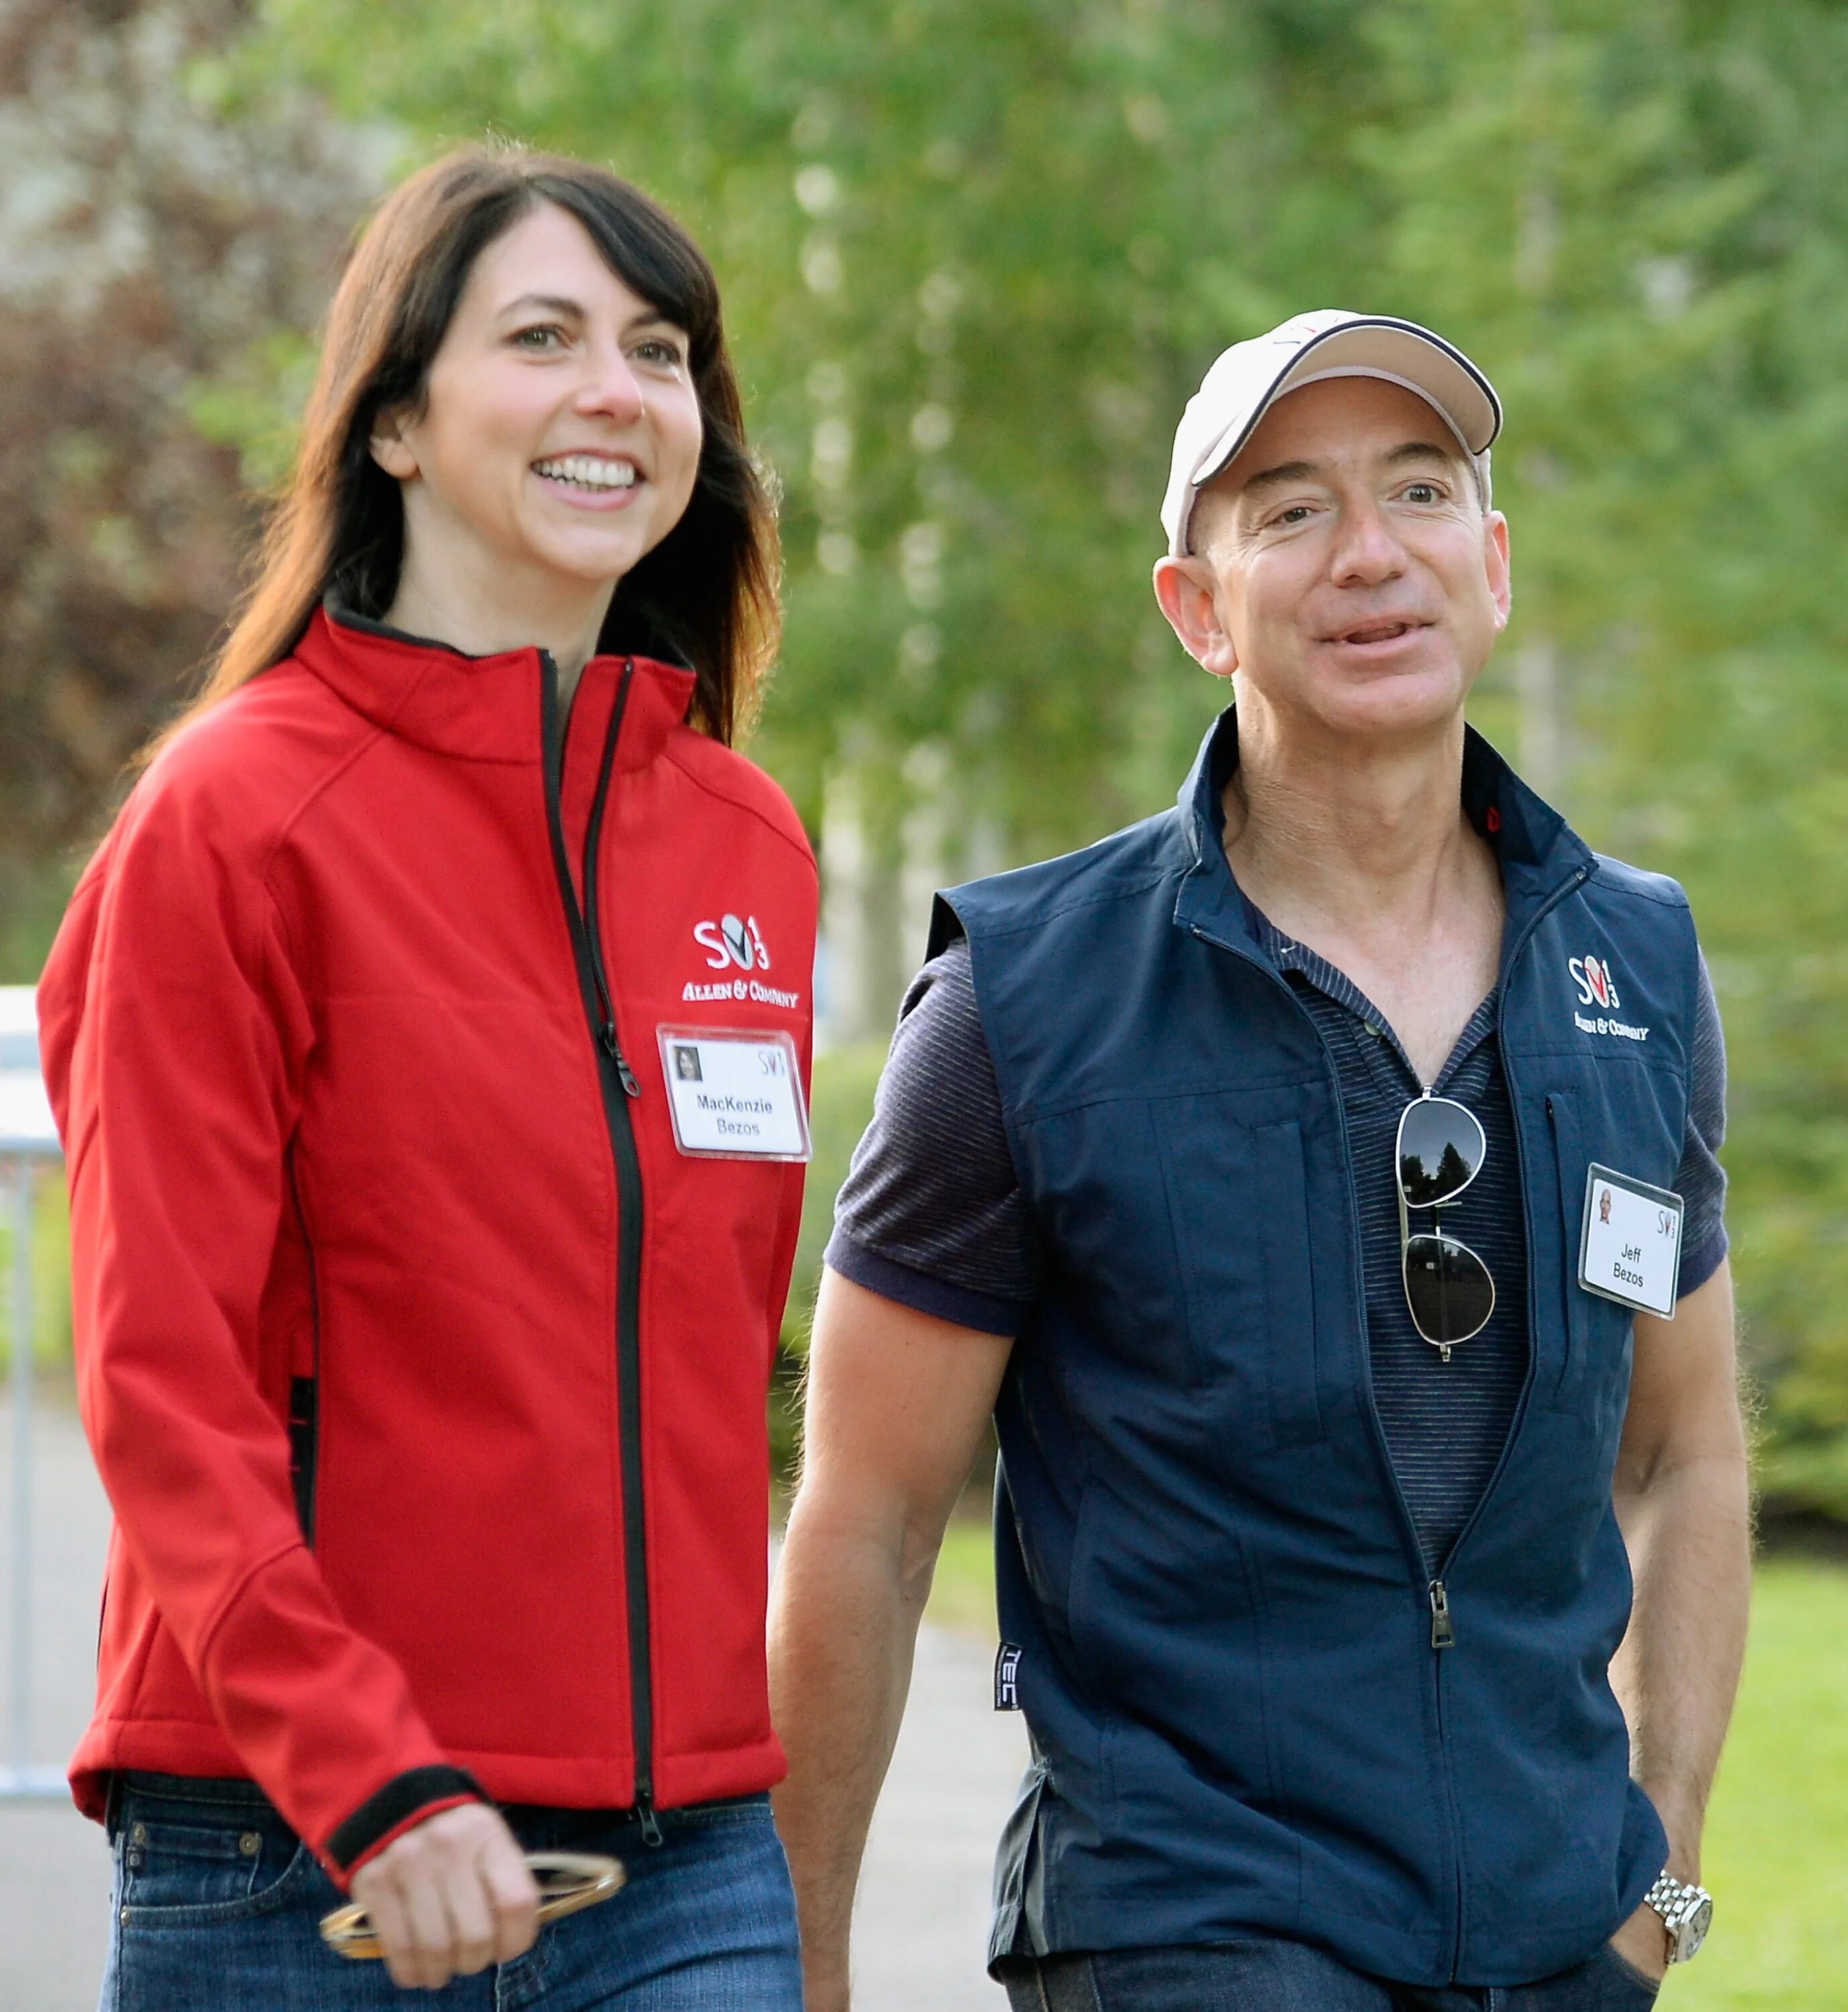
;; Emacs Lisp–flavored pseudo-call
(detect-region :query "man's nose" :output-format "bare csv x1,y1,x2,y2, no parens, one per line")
1328,500,1405,585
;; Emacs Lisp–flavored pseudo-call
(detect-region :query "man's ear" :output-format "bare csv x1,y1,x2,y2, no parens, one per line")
369,406,418,482
1484,510,1512,632
1153,554,1238,679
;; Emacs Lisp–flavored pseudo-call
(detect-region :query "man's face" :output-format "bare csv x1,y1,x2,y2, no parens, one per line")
1155,376,1510,741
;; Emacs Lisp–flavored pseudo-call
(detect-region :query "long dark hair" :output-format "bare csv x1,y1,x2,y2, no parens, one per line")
159,143,777,750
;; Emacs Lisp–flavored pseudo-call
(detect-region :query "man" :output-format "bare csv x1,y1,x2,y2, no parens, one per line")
770,311,1749,2011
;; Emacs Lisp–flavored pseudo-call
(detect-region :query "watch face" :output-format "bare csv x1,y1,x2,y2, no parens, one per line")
1676,1895,1715,1961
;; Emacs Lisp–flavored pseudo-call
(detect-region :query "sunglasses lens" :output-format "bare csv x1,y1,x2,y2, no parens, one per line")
1403,1234,1495,1346
1397,1098,1487,1209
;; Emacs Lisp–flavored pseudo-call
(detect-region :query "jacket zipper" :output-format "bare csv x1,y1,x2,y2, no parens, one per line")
1188,852,1597,1980
538,651,662,1846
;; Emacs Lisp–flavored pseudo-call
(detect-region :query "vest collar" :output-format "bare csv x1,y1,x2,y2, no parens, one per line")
1172,704,1595,954
295,602,697,769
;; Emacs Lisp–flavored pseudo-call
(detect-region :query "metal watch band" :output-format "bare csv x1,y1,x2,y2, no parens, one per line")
1643,1870,1715,1963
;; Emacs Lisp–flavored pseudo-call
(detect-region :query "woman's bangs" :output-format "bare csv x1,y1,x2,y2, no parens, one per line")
529,174,720,359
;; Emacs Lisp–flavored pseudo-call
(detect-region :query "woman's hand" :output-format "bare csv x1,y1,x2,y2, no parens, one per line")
347,1801,540,1991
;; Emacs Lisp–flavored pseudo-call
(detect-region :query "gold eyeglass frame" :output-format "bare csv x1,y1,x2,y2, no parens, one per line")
319,1850,626,1961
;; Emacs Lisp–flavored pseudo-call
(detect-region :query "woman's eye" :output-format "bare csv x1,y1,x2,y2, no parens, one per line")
512,325,564,351
634,339,686,368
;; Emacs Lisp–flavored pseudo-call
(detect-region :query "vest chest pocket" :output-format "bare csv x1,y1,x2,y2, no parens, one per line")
1159,1102,1327,1448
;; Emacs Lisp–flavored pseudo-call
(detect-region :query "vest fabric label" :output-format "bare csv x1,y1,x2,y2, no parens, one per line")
1578,1162,1683,1319
994,1642,1023,1711
656,1027,811,1162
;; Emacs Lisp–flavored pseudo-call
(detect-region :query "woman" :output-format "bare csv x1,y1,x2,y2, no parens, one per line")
39,145,817,2005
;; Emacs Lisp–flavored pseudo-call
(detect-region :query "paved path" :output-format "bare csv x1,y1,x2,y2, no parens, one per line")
0,1392,1022,2009
0,1386,115,2012
854,1624,1023,2009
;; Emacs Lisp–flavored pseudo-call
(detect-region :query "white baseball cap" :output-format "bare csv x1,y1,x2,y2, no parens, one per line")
1161,310,1503,557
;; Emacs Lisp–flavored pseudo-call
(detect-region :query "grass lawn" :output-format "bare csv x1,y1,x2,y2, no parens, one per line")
927,1535,1848,2007
1676,1560,1848,2010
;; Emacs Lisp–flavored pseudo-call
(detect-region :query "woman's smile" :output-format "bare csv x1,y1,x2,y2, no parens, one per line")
531,449,644,506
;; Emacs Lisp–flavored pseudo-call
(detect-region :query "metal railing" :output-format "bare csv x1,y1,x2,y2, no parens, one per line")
1,984,68,1798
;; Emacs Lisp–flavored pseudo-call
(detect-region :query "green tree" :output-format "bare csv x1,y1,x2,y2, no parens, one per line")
1350,0,1848,1513
194,0,1848,1509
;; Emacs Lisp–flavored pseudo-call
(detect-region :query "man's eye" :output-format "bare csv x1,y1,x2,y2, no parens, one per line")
1403,482,1441,503
1274,505,1314,526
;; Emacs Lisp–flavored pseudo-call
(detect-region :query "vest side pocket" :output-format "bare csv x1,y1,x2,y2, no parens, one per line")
1253,1119,1325,1447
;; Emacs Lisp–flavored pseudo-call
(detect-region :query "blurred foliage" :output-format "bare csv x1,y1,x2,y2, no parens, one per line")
787,1042,887,1350
0,1,384,976
6,0,1848,1516
770,1042,885,1490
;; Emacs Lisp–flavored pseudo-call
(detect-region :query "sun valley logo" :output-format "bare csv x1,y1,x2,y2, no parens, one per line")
1569,953,1650,1044
696,913,771,973
684,913,801,1009
1568,954,1619,1011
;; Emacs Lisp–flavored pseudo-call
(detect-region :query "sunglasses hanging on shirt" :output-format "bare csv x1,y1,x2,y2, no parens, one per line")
1395,1093,1495,1362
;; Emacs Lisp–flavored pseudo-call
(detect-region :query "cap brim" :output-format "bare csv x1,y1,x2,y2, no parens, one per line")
1173,317,1502,553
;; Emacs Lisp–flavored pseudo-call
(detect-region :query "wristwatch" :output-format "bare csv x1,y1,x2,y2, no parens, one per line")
1643,1871,1714,1963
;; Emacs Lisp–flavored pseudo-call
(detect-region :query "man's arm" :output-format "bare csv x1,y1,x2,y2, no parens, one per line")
769,1267,1013,2012
1607,1259,1751,1978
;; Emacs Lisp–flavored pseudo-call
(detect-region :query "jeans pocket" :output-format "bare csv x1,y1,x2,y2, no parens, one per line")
118,1813,312,1926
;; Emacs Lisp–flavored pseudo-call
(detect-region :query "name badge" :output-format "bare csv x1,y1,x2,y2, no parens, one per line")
656,1027,811,1162
1578,1163,1683,1319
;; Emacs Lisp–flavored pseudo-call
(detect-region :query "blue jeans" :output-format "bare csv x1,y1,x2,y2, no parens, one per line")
99,1773,802,2011
1000,1939,1662,2011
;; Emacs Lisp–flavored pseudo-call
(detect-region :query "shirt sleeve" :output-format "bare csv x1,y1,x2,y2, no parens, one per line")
1674,950,1729,1297
42,770,477,1886
823,938,1037,1336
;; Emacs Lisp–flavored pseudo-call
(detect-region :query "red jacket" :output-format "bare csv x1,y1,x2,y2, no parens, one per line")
38,608,817,1881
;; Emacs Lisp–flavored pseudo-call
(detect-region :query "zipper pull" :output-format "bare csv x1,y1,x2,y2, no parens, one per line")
635,1791,663,1848
600,1025,642,1097
1429,1579,1456,1651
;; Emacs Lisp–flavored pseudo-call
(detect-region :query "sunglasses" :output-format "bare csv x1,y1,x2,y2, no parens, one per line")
1395,1093,1495,1362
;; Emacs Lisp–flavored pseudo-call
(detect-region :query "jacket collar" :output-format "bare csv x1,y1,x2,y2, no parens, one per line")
295,602,697,769
1172,704,1595,956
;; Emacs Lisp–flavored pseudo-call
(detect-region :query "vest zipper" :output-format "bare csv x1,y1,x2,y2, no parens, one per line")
1186,850,1597,1983
538,651,660,1843
1427,860,1595,1979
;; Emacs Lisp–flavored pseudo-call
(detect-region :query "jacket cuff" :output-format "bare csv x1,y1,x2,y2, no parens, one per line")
325,1765,486,1881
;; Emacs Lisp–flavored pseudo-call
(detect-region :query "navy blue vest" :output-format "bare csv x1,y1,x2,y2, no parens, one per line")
934,712,1696,1987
